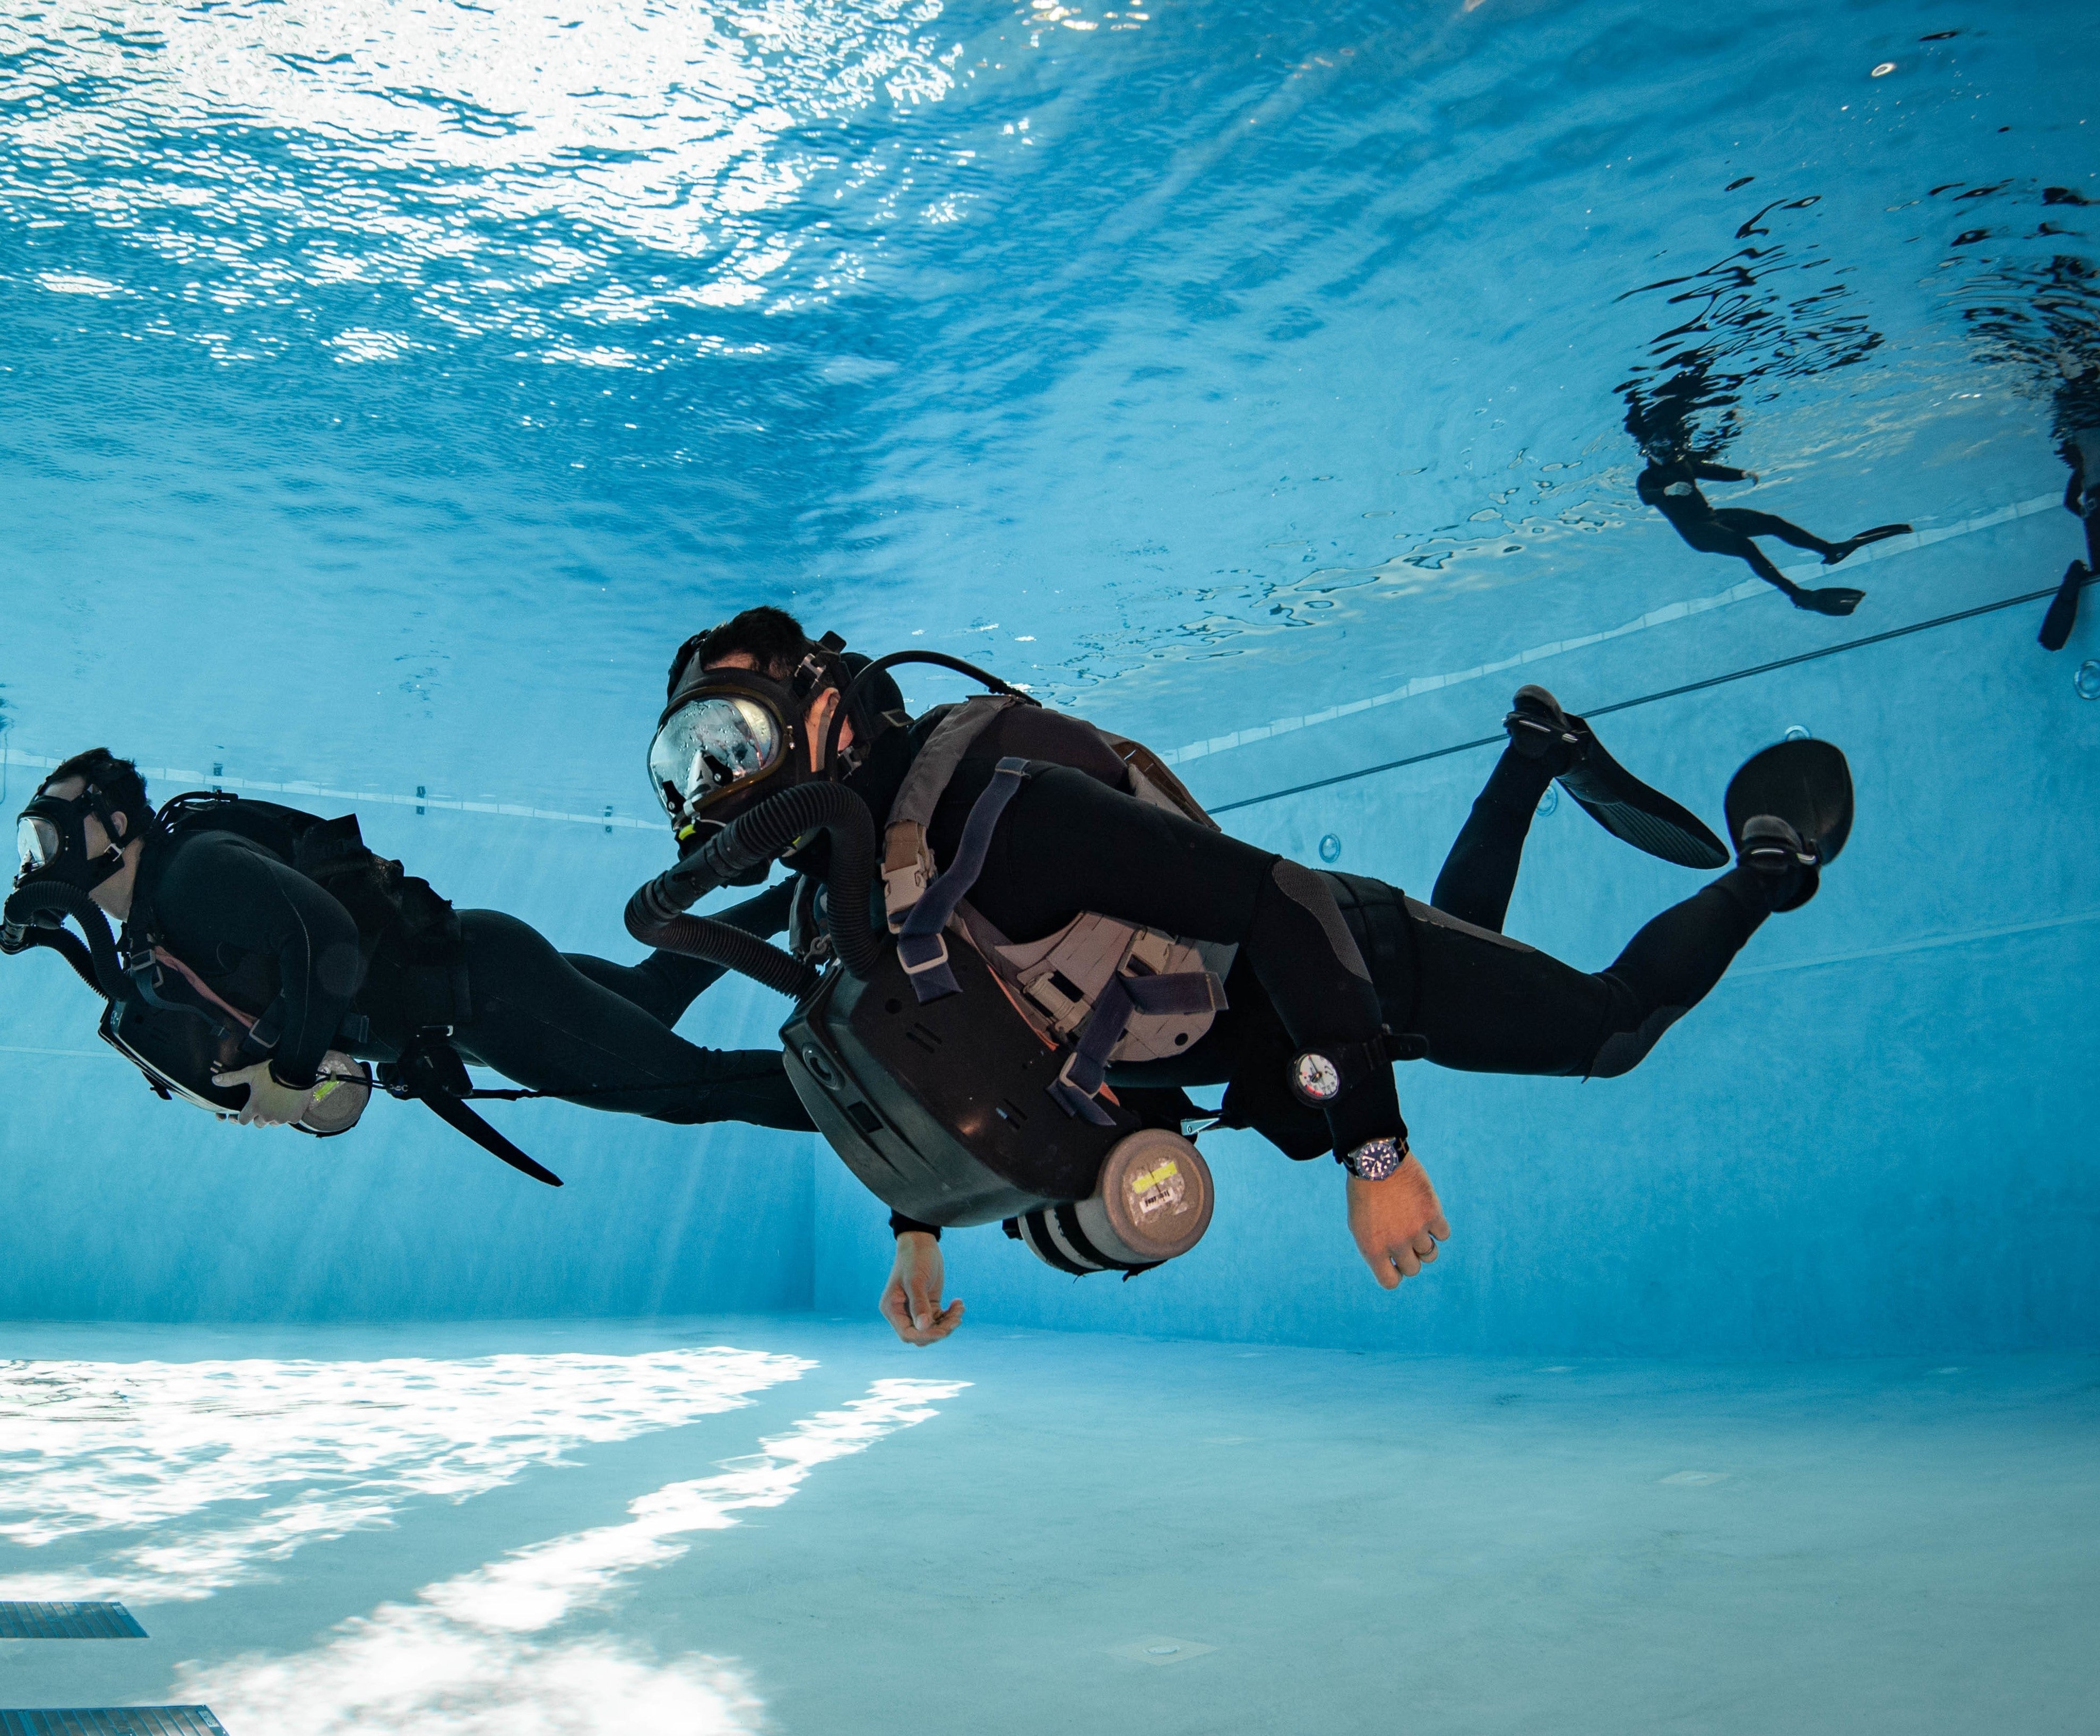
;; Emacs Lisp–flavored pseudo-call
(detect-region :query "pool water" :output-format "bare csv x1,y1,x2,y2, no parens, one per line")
2,0,2096,1729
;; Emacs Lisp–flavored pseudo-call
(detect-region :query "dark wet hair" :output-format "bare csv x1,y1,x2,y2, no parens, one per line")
662,608,911,744
665,606,813,698
44,747,152,833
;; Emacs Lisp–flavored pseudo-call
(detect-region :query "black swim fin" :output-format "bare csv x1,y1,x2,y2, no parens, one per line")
2039,559,2087,652
1506,686,1729,869
1724,738,1854,913
1792,585,1865,616
1822,524,1912,566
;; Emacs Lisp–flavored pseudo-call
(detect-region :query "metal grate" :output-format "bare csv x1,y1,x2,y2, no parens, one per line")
0,1605,148,1641
0,1714,227,1735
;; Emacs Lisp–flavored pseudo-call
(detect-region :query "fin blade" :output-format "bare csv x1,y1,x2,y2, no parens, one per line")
1557,742,1728,869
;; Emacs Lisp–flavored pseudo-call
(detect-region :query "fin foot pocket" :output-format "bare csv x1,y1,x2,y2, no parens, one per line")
1793,586,1865,616
1504,685,1583,774
1724,740,1854,914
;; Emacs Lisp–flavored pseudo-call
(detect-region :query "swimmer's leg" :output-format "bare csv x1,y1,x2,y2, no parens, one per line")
1392,876,1768,1079
1682,517,1864,616
1711,507,1838,556
1429,743,1551,933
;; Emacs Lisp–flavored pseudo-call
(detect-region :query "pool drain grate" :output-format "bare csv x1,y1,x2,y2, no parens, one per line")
0,1606,147,1642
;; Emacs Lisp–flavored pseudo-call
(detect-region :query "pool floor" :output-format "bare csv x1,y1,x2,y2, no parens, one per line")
0,1318,2092,1734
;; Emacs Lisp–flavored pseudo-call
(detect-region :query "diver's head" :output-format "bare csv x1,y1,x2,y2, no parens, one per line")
15,748,153,914
647,607,864,851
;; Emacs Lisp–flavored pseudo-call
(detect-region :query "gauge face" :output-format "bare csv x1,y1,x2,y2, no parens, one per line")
1290,1050,1342,1104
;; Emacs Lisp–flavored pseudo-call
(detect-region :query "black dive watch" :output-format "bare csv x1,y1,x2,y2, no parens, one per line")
1341,1136,1407,1182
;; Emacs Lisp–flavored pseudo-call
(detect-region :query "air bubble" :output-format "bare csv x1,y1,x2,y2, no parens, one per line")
1318,833,1342,862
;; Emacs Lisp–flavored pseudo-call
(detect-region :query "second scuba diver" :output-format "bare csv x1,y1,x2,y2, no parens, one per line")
641,609,1856,1346
4,752,811,1177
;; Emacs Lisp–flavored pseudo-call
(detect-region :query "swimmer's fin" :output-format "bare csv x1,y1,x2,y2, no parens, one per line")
1724,738,1854,913
2039,559,2087,652
1792,585,1865,616
1506,686,1729,869
1822,524,1912,566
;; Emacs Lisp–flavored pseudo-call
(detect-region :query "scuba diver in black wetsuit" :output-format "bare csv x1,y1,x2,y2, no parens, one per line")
3,750,810,1173
637,609,1854,1347
1635,439,1912,616
2039,396,2100,651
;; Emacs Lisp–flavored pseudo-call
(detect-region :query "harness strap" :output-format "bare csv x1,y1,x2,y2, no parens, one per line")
1046,965,1226,1122
146,945,256,1032
895,756,1029,1001
883,695,1022,928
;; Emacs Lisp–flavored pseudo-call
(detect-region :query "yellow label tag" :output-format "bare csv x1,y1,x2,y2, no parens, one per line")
1129,1159,1180,1194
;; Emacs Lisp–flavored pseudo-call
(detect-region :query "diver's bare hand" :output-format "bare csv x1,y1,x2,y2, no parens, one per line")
880,1230,965,1346
1347,1156,1450,1290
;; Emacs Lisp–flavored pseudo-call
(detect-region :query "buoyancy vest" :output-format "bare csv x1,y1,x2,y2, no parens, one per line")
864,696,1235,1115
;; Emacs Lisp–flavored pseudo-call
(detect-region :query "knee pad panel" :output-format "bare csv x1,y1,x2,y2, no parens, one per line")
1269,858,1371,983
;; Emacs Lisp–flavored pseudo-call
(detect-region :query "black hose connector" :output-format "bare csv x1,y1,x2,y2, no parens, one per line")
624,781,884,996
2,876,129,1000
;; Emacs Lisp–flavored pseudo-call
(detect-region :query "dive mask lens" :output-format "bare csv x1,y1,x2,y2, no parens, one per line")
16,814,60,873
648,695,783,819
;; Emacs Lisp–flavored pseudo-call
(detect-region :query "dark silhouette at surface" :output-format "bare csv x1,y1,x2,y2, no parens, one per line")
2050,422,2100,651
1632,439,1909,616
1611,195,1911,616
1955,251,2100,650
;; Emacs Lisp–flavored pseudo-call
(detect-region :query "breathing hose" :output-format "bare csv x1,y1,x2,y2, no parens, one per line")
2,876,129,1001
624,781,884,998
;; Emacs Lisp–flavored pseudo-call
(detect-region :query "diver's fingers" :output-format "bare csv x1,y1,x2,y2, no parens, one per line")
1411,1232,1439,1262
903,1271,941,1331
877,1281,915,1340
1392,1244,1423,1280
1429,1211,1452,1242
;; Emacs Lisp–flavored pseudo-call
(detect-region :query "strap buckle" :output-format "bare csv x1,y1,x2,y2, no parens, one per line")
897,931,950,976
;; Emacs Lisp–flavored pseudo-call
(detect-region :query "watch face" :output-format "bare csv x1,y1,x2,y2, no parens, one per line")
1347,1137,1403,1181
1290,1050,1342,1104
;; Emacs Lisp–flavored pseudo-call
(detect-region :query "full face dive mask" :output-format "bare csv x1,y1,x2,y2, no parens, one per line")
14,782,132,895
647,631,850,849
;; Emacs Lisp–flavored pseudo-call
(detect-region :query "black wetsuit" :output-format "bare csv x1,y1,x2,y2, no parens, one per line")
127,826,809,1128
783,707,1774,1167
1637,456,1843,596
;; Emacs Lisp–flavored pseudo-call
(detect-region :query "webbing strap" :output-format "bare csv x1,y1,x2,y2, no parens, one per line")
1046,966,1226,1121
894,756,1029,1001
883,696,1020,926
